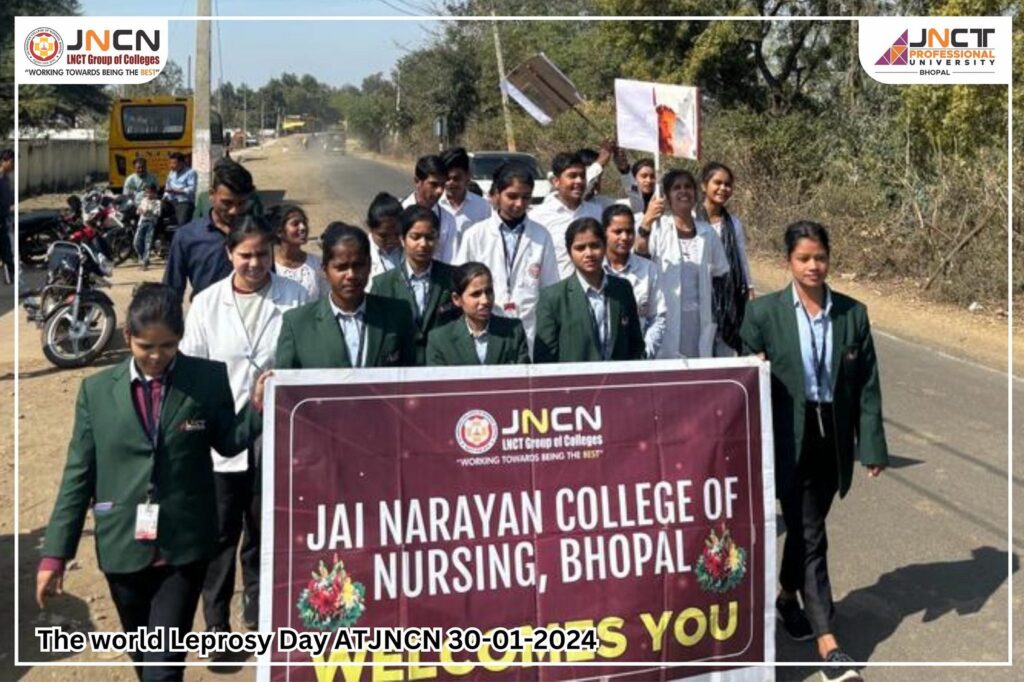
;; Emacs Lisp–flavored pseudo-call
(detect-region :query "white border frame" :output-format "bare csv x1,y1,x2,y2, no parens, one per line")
11,13,1013,674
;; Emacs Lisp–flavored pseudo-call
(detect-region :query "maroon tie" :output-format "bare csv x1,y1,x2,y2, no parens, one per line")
146,378,163,438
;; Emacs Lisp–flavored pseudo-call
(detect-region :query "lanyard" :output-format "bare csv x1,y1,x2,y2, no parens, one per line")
583,288,610,360
799,301,829,437
138,371,171,501
499,222,524,291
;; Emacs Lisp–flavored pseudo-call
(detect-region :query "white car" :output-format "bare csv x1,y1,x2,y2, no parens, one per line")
468,151,551,204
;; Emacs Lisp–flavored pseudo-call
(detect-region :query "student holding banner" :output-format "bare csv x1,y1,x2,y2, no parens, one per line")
740,221,888,682
635,169,730,359
529,152,603,278
179,216,309,638
603,204,667,359
36,283,267,681
275,223,416,369
454,162,559,351
696,162,754,355
533,217,644,363
371,206,459,366
426,262,531,366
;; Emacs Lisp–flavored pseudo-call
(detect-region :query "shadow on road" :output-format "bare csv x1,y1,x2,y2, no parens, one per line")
775,546,1017,679
0,527,99,681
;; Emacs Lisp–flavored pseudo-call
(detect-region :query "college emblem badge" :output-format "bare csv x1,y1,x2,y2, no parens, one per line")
455,409,499,455
25,27,63,67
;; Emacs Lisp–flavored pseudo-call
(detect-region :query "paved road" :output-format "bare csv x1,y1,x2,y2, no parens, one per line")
6,145,1019,681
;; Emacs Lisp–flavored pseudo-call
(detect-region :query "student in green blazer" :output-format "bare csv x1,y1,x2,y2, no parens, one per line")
426,262,531,366
275,222,416,369
740,221,888,682
371,205,460,365
533,217,645,363
36,284,267,680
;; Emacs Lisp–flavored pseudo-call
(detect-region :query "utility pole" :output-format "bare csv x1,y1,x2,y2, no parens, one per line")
491,11,516,152
186,55,191,93
260,96,264,133
194,0,212,198
242,88,248,138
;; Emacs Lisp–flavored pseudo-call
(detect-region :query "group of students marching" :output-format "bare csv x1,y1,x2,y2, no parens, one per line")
36,147,887,682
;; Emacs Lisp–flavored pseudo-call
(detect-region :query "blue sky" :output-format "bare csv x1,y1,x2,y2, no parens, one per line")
79,0,439,88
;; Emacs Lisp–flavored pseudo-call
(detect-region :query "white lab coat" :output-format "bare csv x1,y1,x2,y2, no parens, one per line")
647,216,730,359
454,213,560,348
181,273,311,472
605,253,668,359
528,193,603,279
402,194,459,263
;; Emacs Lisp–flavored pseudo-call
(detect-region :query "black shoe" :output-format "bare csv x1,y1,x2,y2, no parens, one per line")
242,593,259,631
206,624,231,662
776,596,814,641
820,649,862,682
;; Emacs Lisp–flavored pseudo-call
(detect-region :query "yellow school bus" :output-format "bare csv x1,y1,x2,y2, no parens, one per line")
108,96,224,190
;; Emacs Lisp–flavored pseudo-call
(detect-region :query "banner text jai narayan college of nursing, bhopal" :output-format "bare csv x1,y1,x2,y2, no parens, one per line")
260,360,776,681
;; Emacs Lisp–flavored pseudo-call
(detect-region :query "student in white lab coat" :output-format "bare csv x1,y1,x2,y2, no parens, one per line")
602,204,667,359
529,151,603,279
180,215,310,635
365,192,404,286
635,169,730,359
401,155,459,263
439,147,492,239
455,161,559,350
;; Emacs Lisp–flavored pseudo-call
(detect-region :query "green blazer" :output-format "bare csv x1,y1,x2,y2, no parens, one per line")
533,275,645,363
274,294,416,369
740,284,889,498
426,316,531,366
371,260,459,366
42,354,258,574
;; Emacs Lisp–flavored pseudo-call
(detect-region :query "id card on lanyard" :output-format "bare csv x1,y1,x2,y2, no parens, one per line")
500,225,524,314
800,303,830,438
137,375,168,541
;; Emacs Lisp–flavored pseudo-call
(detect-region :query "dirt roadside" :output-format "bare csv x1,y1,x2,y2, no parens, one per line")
0,139,1017,680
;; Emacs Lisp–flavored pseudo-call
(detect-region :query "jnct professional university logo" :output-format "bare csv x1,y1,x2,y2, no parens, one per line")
455,409,499,455
24,27,64,67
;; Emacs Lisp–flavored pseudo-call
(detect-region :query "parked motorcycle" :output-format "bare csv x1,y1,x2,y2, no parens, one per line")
20,228,117,368
18,210,68,266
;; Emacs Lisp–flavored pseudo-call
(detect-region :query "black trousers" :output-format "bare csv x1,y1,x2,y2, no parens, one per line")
779,402,840,637
105,561,208,682
172,201,195,227
202,465,260,629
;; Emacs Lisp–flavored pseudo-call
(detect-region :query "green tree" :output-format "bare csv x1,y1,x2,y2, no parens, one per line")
122,60,185,98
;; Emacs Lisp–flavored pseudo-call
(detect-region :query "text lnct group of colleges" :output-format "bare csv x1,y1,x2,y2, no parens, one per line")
35,143,888,682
